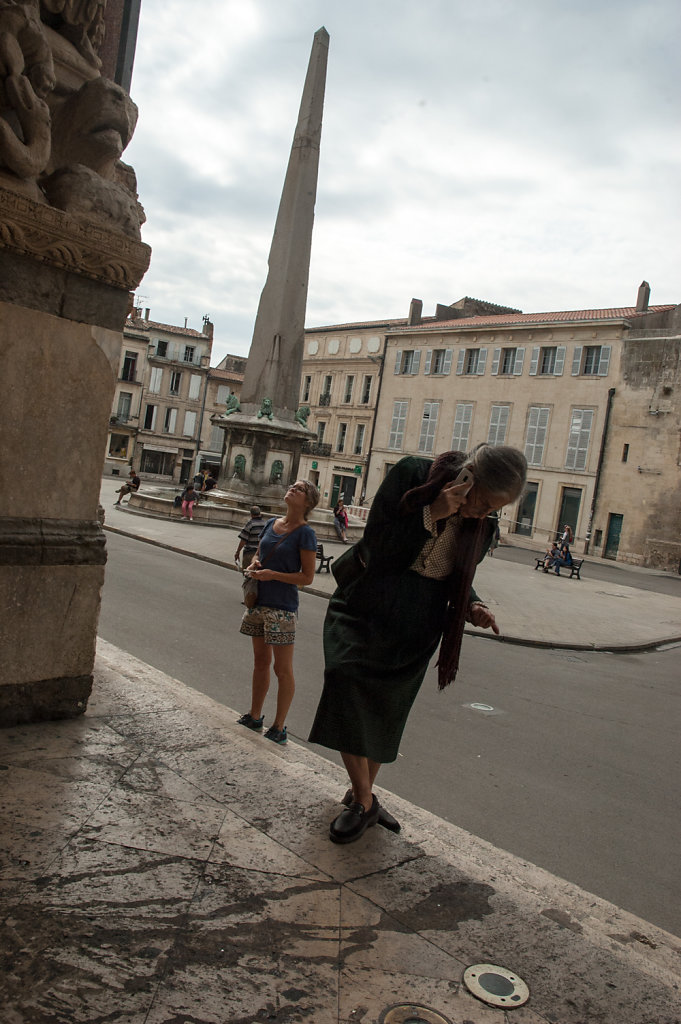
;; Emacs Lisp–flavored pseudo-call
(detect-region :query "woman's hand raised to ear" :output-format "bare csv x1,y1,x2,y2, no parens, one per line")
430,480,472,522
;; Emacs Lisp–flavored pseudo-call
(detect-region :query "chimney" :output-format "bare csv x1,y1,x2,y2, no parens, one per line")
636,281,650,313
144,307,150,320
408,298,423,326
202,315,214,340
184,317,188,328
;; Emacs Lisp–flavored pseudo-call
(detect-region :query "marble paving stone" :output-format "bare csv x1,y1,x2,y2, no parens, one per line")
147,957,340,1024
0,838,204,1024
147,864,342,1024
338,965,504,1024
339,887,466,982
101,707,235,755
348,856,681,1024
1,762,115,833
80,780,228,860
0,820,76,885
209,805,331,881
88,657,185,718
0,716,139,765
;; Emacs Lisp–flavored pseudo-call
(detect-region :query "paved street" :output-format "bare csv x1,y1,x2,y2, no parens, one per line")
99,529,681,936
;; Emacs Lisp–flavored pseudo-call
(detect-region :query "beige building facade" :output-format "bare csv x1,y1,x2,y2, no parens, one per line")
105,312,243,485
300,291,680,568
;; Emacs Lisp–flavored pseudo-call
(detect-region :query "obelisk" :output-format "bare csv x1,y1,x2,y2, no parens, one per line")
239,26,329,420
214,28,329,502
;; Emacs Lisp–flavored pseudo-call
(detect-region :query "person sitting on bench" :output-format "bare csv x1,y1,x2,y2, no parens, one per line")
114,470,140,505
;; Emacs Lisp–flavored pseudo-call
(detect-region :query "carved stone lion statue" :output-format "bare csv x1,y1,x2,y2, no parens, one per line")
257,397,274,421
294,404,310,427
224,391,240,416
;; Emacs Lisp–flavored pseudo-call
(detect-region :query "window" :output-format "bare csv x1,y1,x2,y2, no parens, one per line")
424,349,453,375
361,375,372,404
394,349,421,375
492,347,525,375
336,422,347,453
216,384,230,404
209,424,223,451
343,375,354,403
108,433,129,458
163,407,177,433
451,403,473,452
529,345,566,376
418,402,440,454
184,345,195,363
121,351,137,381
155,340,168,358
456,348,488,375
317,421,327,443
571,345,611,376
143,404,156,430
353,423,366,455
388,401,408,449
188,374,201,400
302,375,311,403
525,407,550,466
149,367,162,394
169,371,182,395
116,392,132,421
488,405,510,445
565,409,594,470
183,411,197,436
319,375,332,405
140,449,174,475
622,443,629,463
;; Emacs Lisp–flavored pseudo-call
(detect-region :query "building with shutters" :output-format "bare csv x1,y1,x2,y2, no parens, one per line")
300,287,681,566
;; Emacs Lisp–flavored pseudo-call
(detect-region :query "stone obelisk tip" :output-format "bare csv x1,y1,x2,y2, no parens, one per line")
315,26,330,45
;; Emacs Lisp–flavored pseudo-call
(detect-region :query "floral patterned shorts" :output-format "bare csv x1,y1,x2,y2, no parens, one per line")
240,605,297,645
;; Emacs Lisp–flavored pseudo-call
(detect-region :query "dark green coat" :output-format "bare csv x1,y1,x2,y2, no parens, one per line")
308,456,494,763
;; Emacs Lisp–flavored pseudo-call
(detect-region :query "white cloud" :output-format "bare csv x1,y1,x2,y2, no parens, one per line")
123,0,681,363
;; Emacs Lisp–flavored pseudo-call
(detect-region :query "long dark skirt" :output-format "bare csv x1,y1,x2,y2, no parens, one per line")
308,570,449,763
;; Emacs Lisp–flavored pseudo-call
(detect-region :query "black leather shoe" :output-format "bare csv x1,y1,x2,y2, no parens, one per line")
329,796,379,844
341,789,401,833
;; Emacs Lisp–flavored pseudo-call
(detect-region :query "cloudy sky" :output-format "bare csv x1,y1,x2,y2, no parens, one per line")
125,0,680,364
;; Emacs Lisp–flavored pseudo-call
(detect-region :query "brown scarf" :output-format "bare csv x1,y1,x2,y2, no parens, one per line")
436,515,488,690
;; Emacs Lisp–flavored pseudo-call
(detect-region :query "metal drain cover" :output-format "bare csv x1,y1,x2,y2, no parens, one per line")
463,963,530,1008
378,1005,453,1024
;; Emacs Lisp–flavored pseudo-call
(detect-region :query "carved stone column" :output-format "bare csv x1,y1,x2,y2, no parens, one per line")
0,2,150,725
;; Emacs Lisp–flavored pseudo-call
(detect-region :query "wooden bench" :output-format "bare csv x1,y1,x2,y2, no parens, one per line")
534,557,584,580
316,544,334,573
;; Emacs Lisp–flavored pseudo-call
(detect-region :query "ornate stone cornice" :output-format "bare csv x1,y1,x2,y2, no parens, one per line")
0,186,150,291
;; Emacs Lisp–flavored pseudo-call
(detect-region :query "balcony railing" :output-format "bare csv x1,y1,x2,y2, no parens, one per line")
301,441,332,457
318,393,331,406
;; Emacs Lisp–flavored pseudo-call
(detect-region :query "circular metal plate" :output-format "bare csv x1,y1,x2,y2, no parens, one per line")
463,963,530,1008
378,1005,453,1024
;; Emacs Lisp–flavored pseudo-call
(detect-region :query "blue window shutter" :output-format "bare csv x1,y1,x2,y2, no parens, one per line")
555,346,566,375
529,346,540,375
394,350,402,374
598,345,611,375
424,350,432,375
571,347,583,375
443,349,453,374
491,348,501,375
477,348,488,375
456,350,465,375
513,347,525,375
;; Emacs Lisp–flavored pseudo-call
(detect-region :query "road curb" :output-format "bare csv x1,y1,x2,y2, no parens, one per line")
103,525,681,654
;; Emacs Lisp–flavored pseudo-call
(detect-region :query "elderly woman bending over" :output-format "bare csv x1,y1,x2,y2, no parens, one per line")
309,444,527,843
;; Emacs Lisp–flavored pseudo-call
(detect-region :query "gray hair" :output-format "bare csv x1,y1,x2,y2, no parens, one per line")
300,480,320,519
464,444,527,504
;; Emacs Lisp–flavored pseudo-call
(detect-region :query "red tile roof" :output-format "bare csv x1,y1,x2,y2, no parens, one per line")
126,316,209,339
389,305,676,333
